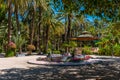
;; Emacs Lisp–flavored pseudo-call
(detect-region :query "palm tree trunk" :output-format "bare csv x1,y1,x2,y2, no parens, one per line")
8,0,12,44
15,1,22,54
44,25,50,53
42,27,45,52
57,38,60,50
18,47,22,54
15,1,20,34
37,7,42,53
64,17,67,41
67,14,71,41
29,23,32,44
30,9,35,45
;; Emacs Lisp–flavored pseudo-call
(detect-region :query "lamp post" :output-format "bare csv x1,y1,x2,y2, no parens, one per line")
18,31,21,54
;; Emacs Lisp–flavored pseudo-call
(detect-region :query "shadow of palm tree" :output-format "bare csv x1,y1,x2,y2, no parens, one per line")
0,63,120,80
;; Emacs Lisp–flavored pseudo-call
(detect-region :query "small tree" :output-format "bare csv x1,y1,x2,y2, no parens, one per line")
13,35,27,54
62,41,77,53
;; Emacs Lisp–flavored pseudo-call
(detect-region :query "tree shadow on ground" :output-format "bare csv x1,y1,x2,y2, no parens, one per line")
0,63,120,80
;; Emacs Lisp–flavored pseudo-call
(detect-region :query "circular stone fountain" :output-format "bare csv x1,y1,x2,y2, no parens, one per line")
27,54,111,66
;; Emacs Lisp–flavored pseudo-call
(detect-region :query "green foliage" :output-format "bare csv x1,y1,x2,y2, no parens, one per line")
0,3,6,22
5,49,15,57
97,37,112,55
96,22,120,56
54,0,120,21
1,0,120,56
62,43,69,47
13,35,27,51
98,43,120,56
0,48,2,53
62,41,77,53
69,41,77,47
113,43,120,56
46,48,52,54
53,50,60,54
48,40,52,49
83,46,91,55
87,26,97,36
62,41,77,48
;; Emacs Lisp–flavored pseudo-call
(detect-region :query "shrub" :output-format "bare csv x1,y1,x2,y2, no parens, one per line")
5,42,16,57
0,48,2,53
83,46,91,55
6,49,15,57
8,42,16,49
46,48,52,54
98,45,111,55
113,43,120,56
53,50,60,54
27,44,35,51
62,41,77,53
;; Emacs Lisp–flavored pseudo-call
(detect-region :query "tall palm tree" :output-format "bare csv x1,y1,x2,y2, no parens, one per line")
20,0,49,53
14,0,20,34
41,6,64,53
35,0,48,53
7,0,12,44
25,0,48,45
53,0,80,41
13,0,27,54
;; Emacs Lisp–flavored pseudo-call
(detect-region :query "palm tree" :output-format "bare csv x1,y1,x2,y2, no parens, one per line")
13,0,27,54
35,0,48,53
20,0,49,53
41,9,53,53
53,0,81,41
41,6,64,53
7,0,12,44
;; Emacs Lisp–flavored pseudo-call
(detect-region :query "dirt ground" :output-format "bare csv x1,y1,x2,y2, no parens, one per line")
0,55,120,80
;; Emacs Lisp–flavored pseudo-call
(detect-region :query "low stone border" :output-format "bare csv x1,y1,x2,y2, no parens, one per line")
27,59,109,66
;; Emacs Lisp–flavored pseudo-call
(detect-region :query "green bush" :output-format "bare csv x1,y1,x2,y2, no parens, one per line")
113,43,120,56
83,46,92,55
62,41,77,53
0,49,2,53
46,48,52,54
98,45,112,55
98,48,105,55
53,50,60,54
62,41,77,48
5,49,15,57
69,41,77,47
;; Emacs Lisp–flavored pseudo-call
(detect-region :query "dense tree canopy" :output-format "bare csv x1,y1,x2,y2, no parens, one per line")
0,0,120,56
53,0,120,21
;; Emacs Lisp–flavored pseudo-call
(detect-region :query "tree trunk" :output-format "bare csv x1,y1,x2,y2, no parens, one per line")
19,47,22,54
30,9,35,45
67,14,71,41
15,1,22,54
8,0,12,44
42,27,45,52
15,1,20,34
44,25,50,53
37,7,42,54
64,17,67,41
57,38,60,50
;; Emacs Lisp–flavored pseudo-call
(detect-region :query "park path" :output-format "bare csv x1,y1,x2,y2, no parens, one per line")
0,55,120,80
0,55,41,69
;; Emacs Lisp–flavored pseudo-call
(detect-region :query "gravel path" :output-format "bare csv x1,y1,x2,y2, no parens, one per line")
0,55,120,80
